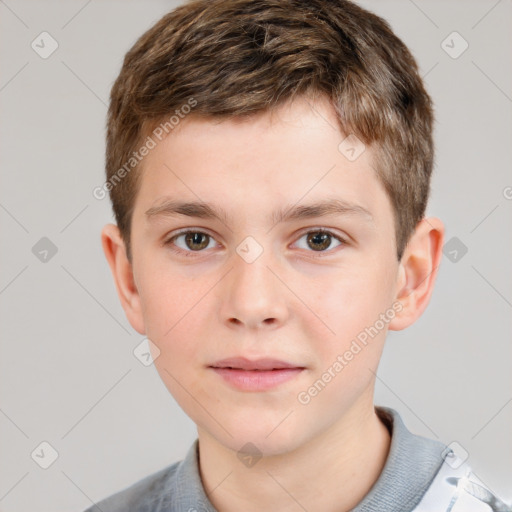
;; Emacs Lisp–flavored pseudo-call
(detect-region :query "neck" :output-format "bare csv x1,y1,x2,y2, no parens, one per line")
197,402,391,512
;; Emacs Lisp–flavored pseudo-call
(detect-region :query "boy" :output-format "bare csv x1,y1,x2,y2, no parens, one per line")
89,0,511,510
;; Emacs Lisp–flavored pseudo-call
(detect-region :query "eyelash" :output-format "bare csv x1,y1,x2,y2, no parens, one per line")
163,228,348,259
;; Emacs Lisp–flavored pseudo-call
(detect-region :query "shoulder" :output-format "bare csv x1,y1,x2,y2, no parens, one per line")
82,461,180,512
414,452,512,512
82,439,217,512
373,407,511,511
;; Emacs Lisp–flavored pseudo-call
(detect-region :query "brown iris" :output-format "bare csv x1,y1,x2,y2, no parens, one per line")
185,232,210,251
307,231,332,251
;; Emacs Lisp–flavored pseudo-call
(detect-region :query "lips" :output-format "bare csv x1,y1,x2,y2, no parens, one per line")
209,357,306,391
210,356,304,371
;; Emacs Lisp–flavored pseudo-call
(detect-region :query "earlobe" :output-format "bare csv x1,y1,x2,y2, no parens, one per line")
101,224,146,335
388,217,444,331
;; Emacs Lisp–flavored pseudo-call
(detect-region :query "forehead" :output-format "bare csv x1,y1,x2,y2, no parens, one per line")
133,96,391,226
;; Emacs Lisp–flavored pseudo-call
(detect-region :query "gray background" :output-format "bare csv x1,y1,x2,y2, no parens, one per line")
0,1,511,510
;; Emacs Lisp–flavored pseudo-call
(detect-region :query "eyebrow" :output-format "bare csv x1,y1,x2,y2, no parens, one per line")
145,197,374,226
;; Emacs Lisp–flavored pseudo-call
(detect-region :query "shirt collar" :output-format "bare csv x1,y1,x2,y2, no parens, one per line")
352,406,445,512
155,406,445,512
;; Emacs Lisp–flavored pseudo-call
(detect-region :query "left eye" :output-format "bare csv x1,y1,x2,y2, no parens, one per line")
294,230,344,253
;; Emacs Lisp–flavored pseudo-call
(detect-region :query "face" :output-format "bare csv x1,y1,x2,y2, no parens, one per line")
124,96,403,455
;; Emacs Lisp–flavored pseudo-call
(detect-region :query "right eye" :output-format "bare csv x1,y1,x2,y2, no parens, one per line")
164,230,218,256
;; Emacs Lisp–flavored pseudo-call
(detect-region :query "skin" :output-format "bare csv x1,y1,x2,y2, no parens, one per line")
102,94,444,512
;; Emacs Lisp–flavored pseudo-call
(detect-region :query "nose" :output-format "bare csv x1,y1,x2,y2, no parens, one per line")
219,242,290,330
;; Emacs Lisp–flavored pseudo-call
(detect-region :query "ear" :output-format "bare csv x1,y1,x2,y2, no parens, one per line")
101,223,146,335
388,217,444,331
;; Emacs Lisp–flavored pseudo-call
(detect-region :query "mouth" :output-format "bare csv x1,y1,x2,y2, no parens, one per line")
209,357,306,391
210,356,305,371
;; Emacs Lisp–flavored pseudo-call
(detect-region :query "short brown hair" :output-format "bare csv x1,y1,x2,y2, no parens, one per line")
105,0,435,263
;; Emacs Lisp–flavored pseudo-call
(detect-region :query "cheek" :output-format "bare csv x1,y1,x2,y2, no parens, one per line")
301,279,389,412
137,267,203,353
313,264,391,323
141,272,207,401
308,260,396,362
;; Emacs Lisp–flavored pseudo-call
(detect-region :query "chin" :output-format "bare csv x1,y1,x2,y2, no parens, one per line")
205,416,309,458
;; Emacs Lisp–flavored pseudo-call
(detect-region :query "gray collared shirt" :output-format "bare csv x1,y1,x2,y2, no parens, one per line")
84,407,448,512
